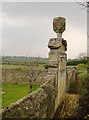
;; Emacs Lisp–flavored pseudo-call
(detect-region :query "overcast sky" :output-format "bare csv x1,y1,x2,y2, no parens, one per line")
1,2,87,58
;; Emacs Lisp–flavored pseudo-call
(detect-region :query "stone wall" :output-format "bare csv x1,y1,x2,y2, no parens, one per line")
2,69,48,85
1,76,57,118
66,66,77,91
1,67,77,119
1,16,77,119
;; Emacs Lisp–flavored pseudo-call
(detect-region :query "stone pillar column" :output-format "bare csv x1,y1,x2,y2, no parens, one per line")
48,17,67,105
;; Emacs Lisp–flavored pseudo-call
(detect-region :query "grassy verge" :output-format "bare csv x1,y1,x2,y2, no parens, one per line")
54,63,88,119
68,64,87,95
67,63,89,118
54,93,79,118
1,64,44,70
1,83,39,109
60,94,79,118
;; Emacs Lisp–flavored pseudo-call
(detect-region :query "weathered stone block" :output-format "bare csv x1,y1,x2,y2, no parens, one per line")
53,17,66,33
59,45,65,53
41,84,55,118
49,51,58,61
48,38,62,49
58,39,67,53
48,68,57,75
60,53,67,59
49,60,58,68
60,60,66,70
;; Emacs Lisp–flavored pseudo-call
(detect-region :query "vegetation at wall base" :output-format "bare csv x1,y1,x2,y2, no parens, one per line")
54,93,79,118
67,63,89,118
54,63,89,119
44,64,49,69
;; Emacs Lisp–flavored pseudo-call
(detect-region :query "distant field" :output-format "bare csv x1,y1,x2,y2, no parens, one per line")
2,56,48,65
1,56,48,69
0,64,23,69
1,83,39,109
1,64,45,70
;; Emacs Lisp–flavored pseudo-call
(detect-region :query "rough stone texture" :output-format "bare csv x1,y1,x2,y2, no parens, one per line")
2,69,28,84
66,66,77,91
49,49,58,61
48,38,67,51
53,17,66,33
1,88,48,118
48,68,57,75
48,61,58,68
57,56,67,104
48,38,62,49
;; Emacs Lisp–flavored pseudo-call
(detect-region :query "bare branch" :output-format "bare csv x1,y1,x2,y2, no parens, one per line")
18,62,44,93
76,0,89,11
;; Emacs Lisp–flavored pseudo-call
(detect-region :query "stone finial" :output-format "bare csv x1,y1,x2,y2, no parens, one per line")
53,17,66,33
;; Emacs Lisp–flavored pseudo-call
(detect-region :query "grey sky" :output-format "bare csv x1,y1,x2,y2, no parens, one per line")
1,2,87,58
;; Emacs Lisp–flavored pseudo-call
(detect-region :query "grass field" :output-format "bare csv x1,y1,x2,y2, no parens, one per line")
1,83,39,109
0,64,23,69
1,63,45,70
2,56,48,65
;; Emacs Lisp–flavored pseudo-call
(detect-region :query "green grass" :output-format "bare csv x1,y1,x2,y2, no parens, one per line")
77,64,87,72
77,64,87,80
1,83,39,109
0,64,23,69
69,63,88,95
31,84,40,91
1,64,44,70
2,56,48,65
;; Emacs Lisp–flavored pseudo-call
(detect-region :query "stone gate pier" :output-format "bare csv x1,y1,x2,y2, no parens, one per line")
48,17,67,106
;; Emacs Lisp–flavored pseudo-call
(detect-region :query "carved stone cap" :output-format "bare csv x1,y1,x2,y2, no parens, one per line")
48,38,62,49
53,17,66,33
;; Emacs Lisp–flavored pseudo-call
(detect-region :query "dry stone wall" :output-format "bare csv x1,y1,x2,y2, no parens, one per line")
1,77,57,118
2,69,48,85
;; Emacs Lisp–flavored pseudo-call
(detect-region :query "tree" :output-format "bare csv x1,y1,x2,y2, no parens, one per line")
78,52,87,59
76,0,89,57
19,62,43,93
2,54,9,64
76,0,89,10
